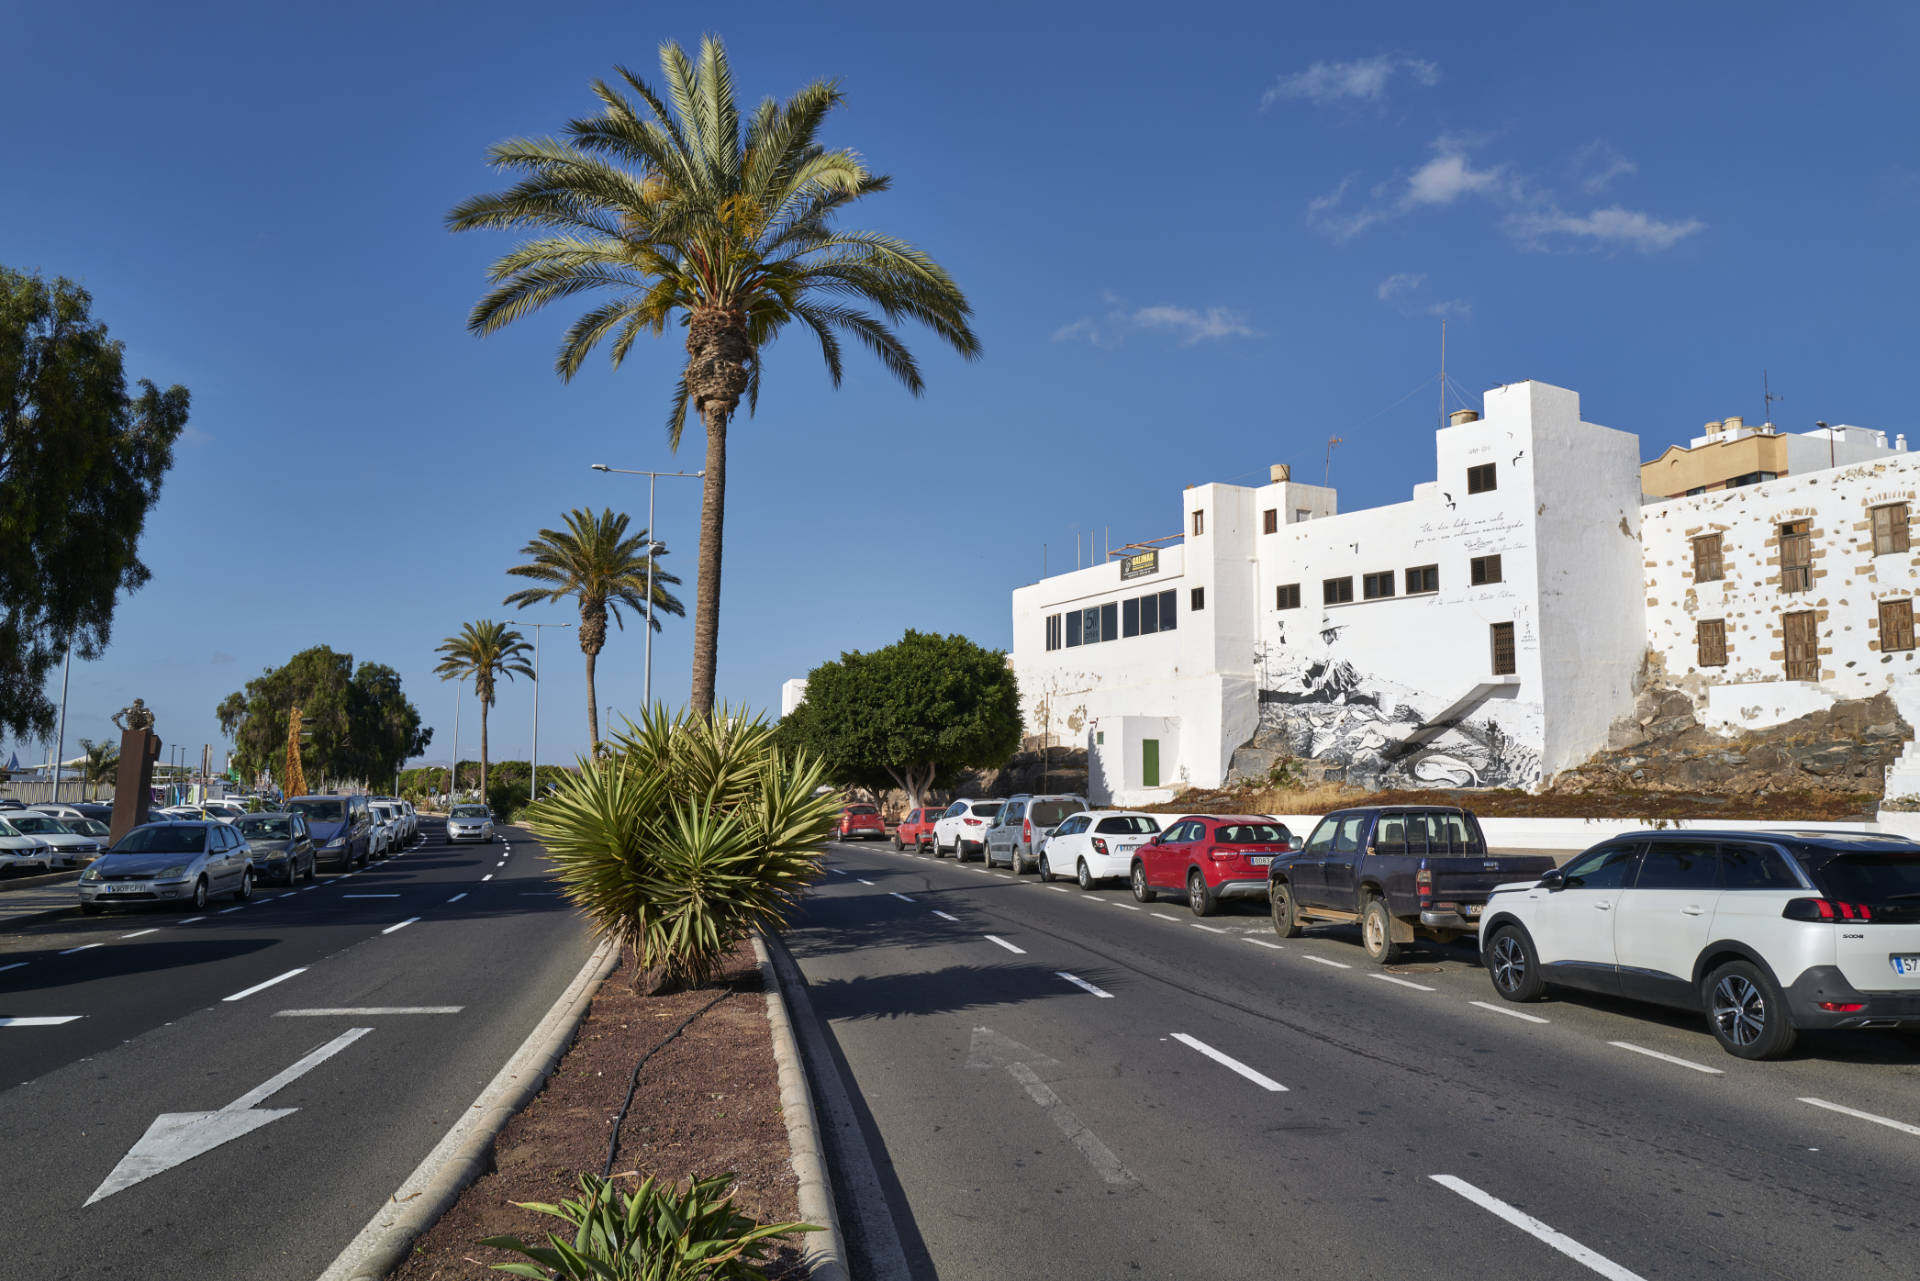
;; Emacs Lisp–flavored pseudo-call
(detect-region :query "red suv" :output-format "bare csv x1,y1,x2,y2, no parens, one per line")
836,805,886,841
1131,814,1296,916
895,806,944,851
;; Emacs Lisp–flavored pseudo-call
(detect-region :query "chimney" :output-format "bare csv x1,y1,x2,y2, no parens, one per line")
1723,415,1744,432
1449,409,1480,426
1899,434,1909,453
1270,463,1291,483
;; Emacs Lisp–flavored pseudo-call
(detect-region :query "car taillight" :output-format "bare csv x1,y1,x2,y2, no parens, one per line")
1818,1001,1867,1012
1784,898,1876,922
964,818,982,826
1024,819,1033,841
1415,862,1432,900
1092,838,1108,855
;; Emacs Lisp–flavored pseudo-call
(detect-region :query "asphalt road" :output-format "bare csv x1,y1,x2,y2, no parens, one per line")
0,817,593,1281
791,837,1920,1281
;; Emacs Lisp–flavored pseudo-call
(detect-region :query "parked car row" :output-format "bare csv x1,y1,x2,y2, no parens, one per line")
0,808,112,871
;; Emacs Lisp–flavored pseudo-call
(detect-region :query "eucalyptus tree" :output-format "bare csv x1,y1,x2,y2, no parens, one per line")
504,507,684,749
448,36,979,715
433,621,535,801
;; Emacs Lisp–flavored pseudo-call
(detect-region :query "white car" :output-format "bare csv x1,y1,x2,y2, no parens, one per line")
1036,811,1165,889
1480,830,1920,1059
0,816,55,871
931,799,1004,862
368,806,394,857
10,811,106,869
447,804,496,843
29,803,89,824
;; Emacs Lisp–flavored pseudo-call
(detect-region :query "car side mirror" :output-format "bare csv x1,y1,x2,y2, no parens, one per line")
1288,837,1303,851
1539,869,1566,891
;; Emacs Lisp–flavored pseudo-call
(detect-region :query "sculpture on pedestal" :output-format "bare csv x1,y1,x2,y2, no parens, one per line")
109,702,161,845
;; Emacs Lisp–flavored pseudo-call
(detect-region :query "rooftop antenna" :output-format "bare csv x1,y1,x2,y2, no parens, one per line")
1764,369,1783,428
1324,436,1343,487
1439,319,1448,430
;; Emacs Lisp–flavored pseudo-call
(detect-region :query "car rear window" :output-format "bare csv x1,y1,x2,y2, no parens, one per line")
969,802,1004,819
1215,823,1289,845
1029,801,1079,827
1095,816,1160,835
1373,812,1485,855
1809,853,1920,904
847,806,877,816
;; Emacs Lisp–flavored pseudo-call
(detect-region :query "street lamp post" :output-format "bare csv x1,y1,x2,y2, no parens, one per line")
590,464,702,711
51,643,71,803
506,620,571,809
450,684,462,807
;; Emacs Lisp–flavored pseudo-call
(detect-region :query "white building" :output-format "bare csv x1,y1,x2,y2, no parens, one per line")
780,678,809,718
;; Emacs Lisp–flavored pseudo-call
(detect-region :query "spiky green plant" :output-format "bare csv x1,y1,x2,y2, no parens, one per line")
482,1171,818,1280
528,704,837,991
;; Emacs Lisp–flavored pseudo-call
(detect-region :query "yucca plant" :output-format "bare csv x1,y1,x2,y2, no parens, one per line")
528,704,838,992
482,1171,818,1280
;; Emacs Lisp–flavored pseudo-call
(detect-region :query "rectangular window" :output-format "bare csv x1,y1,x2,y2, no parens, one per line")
1158,589,1177,631
1362,571,1395,600
1779,520,1811,593
1295,509,1311,523
1873,503,1911,555
1262,508,1278,534
1323,576,1354,605
1276,583,1301,610
1880,599,1915,652
1467,463,1497,494
1100,601,1118,641
1191,509,1205,536
1692,534,1724,583
1065,610,1082,647
1783,609,1818,681
1404,565,1439,595
1122,596,1140,637
1190,586,1205,611
1490,622,1516,676
1045,614,1061,651
1470,554,1503,586
1140,591,1159,635
1082,605,1102,645
1697,619,1727,667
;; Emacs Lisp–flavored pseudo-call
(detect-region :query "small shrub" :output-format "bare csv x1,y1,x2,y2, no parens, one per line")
482,1171,818,1280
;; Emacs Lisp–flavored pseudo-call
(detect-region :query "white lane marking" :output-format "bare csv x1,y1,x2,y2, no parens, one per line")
277,1007,462,1017
276,893,296,900
984,934,1027,954
1110,902,1141,911
991,872,1012,879
932,910,959,921
890,892,916,902
481,874,493,881
1798,1096,1920,1138
446,893,467,904
59,943,103,955
1302,954,1351,969
857,878,876,886
1431,1175,1648,1281
827,868,849,876
0,961,28,973
1170,1033,1287,1092
1048,885,1071,893
1472,1000,1550,1024
1243,938,1285,950
381,917,420,935
1005,1060,1138,1187
1191,923,1228,934
342,894,401,898
217,905,246,915
1,1015,81,1027
222,968,308,1002
179,916,207,924
1371,974,1436,991
1608,1041,1723,1075
1152,913,1181,923
301,886,317,893
495,861,505,868
1057,972,1114,999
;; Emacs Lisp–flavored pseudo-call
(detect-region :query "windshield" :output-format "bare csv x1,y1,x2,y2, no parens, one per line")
1029,800,1080,828
451,805,490,819
1811,854,1920,903
113,825,208,855
240,818,294,841
290,799,346,824
10,815,69,835
1096,816,1162,835
74,819,110,837
0,818,17,837
1215,823,1290,845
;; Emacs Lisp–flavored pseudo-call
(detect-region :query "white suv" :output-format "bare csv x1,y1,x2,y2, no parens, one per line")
932,799,1004,863
1037,811,1164,889
1479,831,1920,1059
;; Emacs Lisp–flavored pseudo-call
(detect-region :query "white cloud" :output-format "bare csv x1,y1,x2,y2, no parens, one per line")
1404,138,1510,206
1376,273,1426,301
1508,205,1706,253
1262,54,1439,108
1376,273,1471,320
1572,141,1637,194
1306,177,1386,241
1426,298,1473,320
1053,295,1257,347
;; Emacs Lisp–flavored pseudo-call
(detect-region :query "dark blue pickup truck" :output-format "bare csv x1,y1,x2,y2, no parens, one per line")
1266,806,1558,963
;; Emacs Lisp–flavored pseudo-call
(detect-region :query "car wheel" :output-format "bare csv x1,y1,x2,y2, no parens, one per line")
304,856,316,883
1361,896,1403,964
1484,925,1545,1001
1131,861,1157,903
190,877,209,911
236,869,253,902
894,833,904,851
1188,871,1216,917
1011,848,1028,875
1269,882,1302,938
1706,960,1798,1060
1077,859,1094,891
1039,854,1055,882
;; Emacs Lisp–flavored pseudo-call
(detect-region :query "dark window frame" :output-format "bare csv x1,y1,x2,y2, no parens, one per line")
1276,583,1301,610
1692,533,1724,583
1262,507,1278,534
1470,554,1503,586
1490,621,1516,675
1779,520,1812,594
1879,598,1915,652
1466,462,1497,494
1190,586,1205,612
1191,509,1204,536
1323,576,1354,605
1404,564,1439,595
1697,618,1728,667
1873,502,1911,556
1362,571,1396,600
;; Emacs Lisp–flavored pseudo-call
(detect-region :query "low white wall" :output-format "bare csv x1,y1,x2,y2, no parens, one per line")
1249,811,1885,860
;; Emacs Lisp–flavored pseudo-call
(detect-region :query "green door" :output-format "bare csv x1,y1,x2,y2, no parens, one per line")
1142,739,1160,788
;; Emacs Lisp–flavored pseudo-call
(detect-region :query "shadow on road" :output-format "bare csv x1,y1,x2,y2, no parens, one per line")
802,962,1129,1023
0,936,282,993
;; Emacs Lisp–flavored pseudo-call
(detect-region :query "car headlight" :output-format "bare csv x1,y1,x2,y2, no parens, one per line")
82,867,103,882
157,864,190,879
324,837,345,848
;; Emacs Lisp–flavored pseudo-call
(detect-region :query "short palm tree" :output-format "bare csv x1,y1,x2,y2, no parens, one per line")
503,507,685,751
433,621,535,802
79,738,118,799
449,35,980,716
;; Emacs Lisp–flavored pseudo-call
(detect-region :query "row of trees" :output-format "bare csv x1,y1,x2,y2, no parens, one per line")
217,646,431,791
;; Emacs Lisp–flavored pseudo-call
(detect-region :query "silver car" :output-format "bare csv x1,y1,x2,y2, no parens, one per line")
10,811,106,869
235,812,315,884
446,804,495,843
78,821,255,914
0,816,54,872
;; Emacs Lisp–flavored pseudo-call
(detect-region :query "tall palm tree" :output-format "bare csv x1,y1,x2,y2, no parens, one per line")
433,621,535,803
503,507,685,750
448,36,980,716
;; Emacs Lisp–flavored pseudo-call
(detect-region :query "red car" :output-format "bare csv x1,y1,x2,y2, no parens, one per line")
1130,814,1296,917
894,805,946,851
836,805,887,841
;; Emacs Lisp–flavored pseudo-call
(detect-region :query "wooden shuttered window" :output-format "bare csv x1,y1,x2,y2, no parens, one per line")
1692,534,1724,583
1783,610,1819,681
1696,619,1728,667
1263,508,1279,534
1779,521,1812,593
1490,622,1516,676
1873,503,1910,555
1880,599,1915,652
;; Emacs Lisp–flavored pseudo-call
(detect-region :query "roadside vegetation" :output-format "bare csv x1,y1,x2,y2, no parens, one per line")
216,645,430,788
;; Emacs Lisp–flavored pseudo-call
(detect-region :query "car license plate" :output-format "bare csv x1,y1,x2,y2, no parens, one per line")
1892,954,1920,976
102,884,135,894
1250,855,1272,867
1464,904,1483,917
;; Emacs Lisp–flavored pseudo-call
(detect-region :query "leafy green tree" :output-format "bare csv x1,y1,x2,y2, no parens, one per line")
217,647,431,787
79,737,118,799
433,621,534,802
504,507,684,750
777,631,1022,811
0,267,189,740
449,36,980,717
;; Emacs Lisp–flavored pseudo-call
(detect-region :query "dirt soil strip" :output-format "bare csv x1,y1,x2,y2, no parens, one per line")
389,940,804,1280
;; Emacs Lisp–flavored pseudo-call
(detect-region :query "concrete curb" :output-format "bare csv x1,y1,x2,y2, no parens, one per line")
752,931,850,1281
315,934,620,1281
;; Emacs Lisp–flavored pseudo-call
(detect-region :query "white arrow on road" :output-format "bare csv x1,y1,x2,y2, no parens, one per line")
85,1027,371,1205
967,1026,1135,1187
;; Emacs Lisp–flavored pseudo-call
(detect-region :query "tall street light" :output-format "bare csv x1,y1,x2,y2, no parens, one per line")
506,619,571,809
449,684,462,807
590,464,702,710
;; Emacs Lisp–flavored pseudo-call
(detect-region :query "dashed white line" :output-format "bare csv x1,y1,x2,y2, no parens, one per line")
222,967,308,1002
1431,1175,1648,1281
277,1007,463,1017
932,910,959,922
1057,972,1114,999
857,879,876,886
381,917,420,935
1151,913,1181,923
446,892,468,904
827,868,849,876
1242,938,1285,950
179,916,207,924
991,872,1011,879
276,892,296,900
1371,974,1437,991
890,892,916,902
342,894,400,898
218,905,247,914
1302,954,1351,969
495,861,505,868
1110,902,1141,911
1170,1033,1287,1092
59,943,103,955
1797,1096,1920,1138
1608,1041,1723,1075
0,1015,81,1027
1047,885,1071,893
482,874,493,881
1190,923,1228,934
0,961,28,973
1471,1000,1550,1024
984,934,1027,954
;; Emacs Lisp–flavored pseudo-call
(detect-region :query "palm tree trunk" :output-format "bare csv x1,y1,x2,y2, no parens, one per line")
479,701,490,804
584,647,600,750
690,406,729,717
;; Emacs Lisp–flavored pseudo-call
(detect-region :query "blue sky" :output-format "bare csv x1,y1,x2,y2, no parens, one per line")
4,0,1916,774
